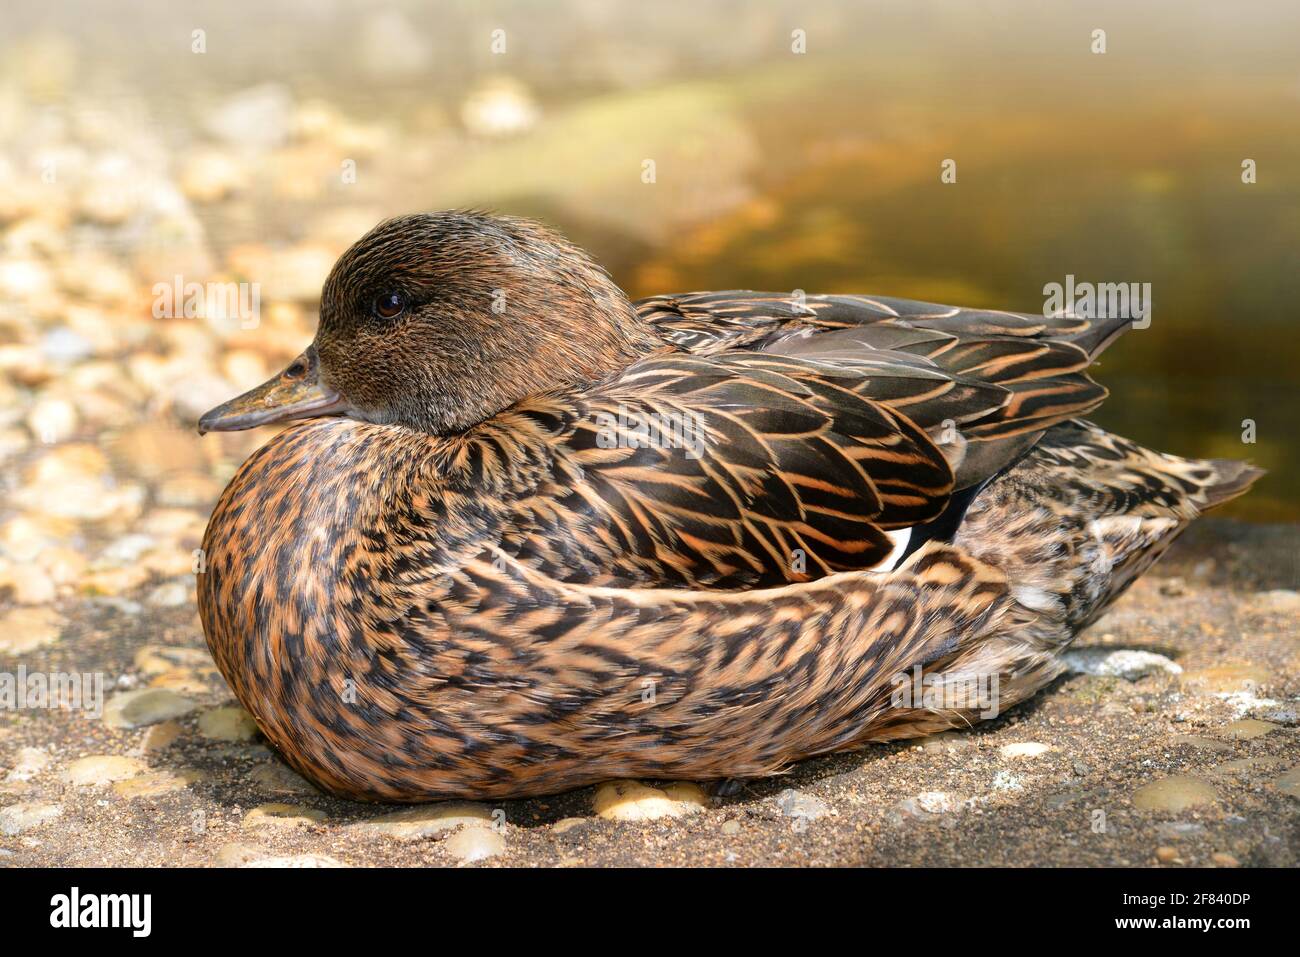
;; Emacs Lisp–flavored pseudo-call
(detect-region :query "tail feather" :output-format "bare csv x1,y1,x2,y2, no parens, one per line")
858,422,1262,743
1201,459,1266,510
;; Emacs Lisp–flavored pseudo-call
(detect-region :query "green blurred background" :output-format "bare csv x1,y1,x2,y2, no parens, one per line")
2,0,1297,519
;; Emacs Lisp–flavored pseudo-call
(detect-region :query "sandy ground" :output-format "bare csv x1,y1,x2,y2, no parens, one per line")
1,518,1296,868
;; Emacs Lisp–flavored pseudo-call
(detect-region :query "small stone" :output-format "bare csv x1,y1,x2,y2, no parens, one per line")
242,803,326,829
133,644,214,676
1132,775,1219,812
0,564,57,604
0,801,62,835
5,747,51,783
354,802,493,841
551,817,588,836
113,768,203,798
1064,648,1181,680
721,819,742,836
1251,589,1300,614
444,824,506,863
893,791,963,820
179,150,247,204
215,842,265,866
1208,757,1287,780
991,770,1023,791
593,780,708,821
26,397,78,444
242,854,346,868
146,580,190,608
1155,846,1181,864
774,788,831,821
1272,766,1300,799
147,670,210,694
916,731,972,752
0,606,63,653
1222,719,1278,741
250,762,318,797
103,688,196,729
1211,852,1240,868
1156,821,1206,841
1181,663,1273,694
141,721,183,753
198,707,259,742
1158,578,1186,597
999,742,1053,759
63,755,147,787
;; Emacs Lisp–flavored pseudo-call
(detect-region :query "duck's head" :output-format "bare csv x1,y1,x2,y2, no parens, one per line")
198,211,657,435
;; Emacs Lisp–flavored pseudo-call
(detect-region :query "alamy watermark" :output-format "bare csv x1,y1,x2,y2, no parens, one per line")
890,664,1000,719
152,275,260,328
595,405,708,459
1043,274,1151,329
0,666,104,718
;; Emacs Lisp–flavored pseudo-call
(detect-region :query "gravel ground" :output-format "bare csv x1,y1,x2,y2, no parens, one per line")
1,518,1295,868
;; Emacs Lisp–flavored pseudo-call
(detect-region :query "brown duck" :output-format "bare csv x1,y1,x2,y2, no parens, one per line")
197,211,1261,802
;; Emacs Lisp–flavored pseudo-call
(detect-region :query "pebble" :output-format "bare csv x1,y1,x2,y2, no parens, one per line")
113,768,203,798
1155,821,1206,840
1222,719,1278,740
893,791,964,820
103,688,196,729
774,788,831,821
140,721,183,753
551,817,589,836
62,755,147,786
593,780,709,821
146,580,190,608
1250,589,1300,614
250,762,318,797
0,606,64,653
148,670,210,694
353,802,493,841
444,824,506,863
0,564,58,604
916,731,972,752
1063,648,1182,680
198,707,259,742
26,397,78,444
5,747,51,783
991,770,1023,791
1180,663,1273,694
0,801,63,835
999,742,1053,759
721,819,742,836
215,842,266,866
1155,846,1181,864
133,644,214,676
242,803,327,829
1211,852,1240,868
1272,766,1300,799
1131,775,1219,812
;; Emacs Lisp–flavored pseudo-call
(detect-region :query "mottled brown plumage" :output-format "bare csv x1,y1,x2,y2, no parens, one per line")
197,211,1261,802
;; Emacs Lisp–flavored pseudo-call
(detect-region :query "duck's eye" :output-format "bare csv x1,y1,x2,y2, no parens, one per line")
373,291,405,319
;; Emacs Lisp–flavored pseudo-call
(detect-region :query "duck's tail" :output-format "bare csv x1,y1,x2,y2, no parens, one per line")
860,419,1263,742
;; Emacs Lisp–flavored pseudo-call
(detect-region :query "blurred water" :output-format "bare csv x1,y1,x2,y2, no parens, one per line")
2,0,1296,519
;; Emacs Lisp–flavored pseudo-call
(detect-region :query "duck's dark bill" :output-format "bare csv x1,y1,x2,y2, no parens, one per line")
197,347,347,434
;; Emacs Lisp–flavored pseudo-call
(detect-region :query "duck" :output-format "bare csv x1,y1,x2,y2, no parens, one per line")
196,210,1262,802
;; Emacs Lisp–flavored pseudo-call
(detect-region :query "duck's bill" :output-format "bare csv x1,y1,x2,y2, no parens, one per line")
197,347,348,434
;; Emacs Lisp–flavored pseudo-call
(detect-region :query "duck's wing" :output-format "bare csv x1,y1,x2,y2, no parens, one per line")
488,328,1098,586
636,290,1128,360
639,291,1129,488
